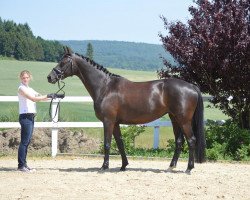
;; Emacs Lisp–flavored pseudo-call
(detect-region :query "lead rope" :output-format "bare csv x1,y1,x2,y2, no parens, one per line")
49,80,65,123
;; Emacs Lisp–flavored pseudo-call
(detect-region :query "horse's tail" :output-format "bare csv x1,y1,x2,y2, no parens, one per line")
192,88,206,163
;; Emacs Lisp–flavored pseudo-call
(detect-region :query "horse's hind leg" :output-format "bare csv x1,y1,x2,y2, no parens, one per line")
113,124,128,171
180,122,196,174
167,115,185,172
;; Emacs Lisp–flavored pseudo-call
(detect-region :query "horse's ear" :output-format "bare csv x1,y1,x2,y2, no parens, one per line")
63,46,67,53
66,46,73,55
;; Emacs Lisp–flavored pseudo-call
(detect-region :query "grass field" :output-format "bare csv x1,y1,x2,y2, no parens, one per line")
0,59,229,149
0,59,158,96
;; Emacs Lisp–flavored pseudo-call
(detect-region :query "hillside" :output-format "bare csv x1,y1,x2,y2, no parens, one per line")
0,18,174,71
59,40,174,71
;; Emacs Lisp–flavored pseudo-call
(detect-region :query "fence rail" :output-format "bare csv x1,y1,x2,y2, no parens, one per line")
0,96,175,156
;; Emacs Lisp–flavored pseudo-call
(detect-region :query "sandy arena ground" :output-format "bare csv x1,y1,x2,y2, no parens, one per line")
0,157,249,200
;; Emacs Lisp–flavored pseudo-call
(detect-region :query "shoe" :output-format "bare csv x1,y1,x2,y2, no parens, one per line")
17,166,30,172
25,166,36,172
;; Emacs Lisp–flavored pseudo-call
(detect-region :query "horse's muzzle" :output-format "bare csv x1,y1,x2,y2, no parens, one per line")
47,75,57,84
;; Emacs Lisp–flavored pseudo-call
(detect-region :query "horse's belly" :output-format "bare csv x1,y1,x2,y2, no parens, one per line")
118,106,167,124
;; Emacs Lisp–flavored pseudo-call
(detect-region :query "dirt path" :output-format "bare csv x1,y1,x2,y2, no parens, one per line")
0,157,249,200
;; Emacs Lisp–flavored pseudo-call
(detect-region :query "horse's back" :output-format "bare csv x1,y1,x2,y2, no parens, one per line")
115,77,199,110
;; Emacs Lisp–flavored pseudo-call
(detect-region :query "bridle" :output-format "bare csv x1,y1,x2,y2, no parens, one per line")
49,54,86,122
52,55,74,80
49,55,74,122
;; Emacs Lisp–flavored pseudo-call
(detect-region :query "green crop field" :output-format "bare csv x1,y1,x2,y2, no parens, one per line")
0,59,229,149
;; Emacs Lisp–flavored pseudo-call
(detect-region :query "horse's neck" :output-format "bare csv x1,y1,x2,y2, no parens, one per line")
76,59,108,101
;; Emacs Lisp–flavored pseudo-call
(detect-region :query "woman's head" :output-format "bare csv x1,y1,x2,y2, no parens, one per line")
19,70,32,85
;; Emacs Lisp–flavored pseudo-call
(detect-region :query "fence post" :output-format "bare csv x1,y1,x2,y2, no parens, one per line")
51,100,59,157
153,126,160,149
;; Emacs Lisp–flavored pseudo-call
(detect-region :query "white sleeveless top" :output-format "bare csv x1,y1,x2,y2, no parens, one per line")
18,83,38,114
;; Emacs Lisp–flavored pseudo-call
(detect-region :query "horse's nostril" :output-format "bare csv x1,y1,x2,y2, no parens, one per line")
47,76,52,82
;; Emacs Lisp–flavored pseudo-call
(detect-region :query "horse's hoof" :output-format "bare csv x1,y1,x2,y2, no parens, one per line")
120,167,126,171
166,166,175,172
120,164,128,171
99,165,109,171
120,162,129,171
185,169,191,175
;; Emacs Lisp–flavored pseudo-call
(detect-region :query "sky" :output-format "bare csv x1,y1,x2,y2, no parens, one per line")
0,0,194,44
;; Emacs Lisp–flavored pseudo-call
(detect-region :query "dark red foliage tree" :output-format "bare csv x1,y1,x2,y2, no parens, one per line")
159,0,250,129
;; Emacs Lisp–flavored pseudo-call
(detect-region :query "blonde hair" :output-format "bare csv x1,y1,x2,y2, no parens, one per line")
19,70,33,80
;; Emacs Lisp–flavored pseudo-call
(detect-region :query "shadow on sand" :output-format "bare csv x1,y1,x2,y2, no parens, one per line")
0,166,185,174
58,167,185,174
0,167,17,172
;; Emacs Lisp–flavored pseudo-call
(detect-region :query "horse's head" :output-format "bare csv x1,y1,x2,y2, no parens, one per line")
47,46,76,84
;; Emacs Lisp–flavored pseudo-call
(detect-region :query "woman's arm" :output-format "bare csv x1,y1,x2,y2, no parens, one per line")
19,88,48,102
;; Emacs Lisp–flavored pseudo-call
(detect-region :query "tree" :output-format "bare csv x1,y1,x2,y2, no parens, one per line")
86,42,94,60
159,0,250,129
0,18,63,62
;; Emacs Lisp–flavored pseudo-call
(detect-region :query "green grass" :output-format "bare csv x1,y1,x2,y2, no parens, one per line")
0,101,229,122
0,60,157,96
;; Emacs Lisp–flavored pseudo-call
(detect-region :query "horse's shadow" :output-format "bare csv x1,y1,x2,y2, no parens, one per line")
59,167,185,174
0,166,185,174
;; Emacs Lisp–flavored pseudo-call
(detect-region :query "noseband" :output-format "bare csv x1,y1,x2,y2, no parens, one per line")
52,55,74,80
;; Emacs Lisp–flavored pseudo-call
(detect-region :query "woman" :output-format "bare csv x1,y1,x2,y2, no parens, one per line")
18,70,56,172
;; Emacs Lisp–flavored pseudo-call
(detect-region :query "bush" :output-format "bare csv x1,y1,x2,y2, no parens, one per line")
206,148,220,161
235,145,250,161
206,142,226,161
165,139,188,155
206,120,250,160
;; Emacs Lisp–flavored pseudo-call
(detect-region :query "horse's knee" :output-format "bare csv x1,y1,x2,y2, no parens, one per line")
187,136,196,149
104,142,110,150
176,137,184,150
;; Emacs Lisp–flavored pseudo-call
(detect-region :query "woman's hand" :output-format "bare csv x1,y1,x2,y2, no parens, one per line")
47,93,65,99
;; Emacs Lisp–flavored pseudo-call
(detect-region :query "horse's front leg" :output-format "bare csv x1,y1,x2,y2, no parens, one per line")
100,120,115,170
113,123,128,171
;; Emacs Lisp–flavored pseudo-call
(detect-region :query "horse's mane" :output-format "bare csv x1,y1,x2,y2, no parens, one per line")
75,53,121,78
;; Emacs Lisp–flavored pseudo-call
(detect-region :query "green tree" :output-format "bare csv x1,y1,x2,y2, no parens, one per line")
0,18,63,62
86,42,94,60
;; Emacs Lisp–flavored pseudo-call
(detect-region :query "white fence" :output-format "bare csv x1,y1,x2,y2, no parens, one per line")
0,96,172,156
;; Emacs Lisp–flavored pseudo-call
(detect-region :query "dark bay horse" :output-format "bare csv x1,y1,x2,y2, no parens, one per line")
47,47,206,174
